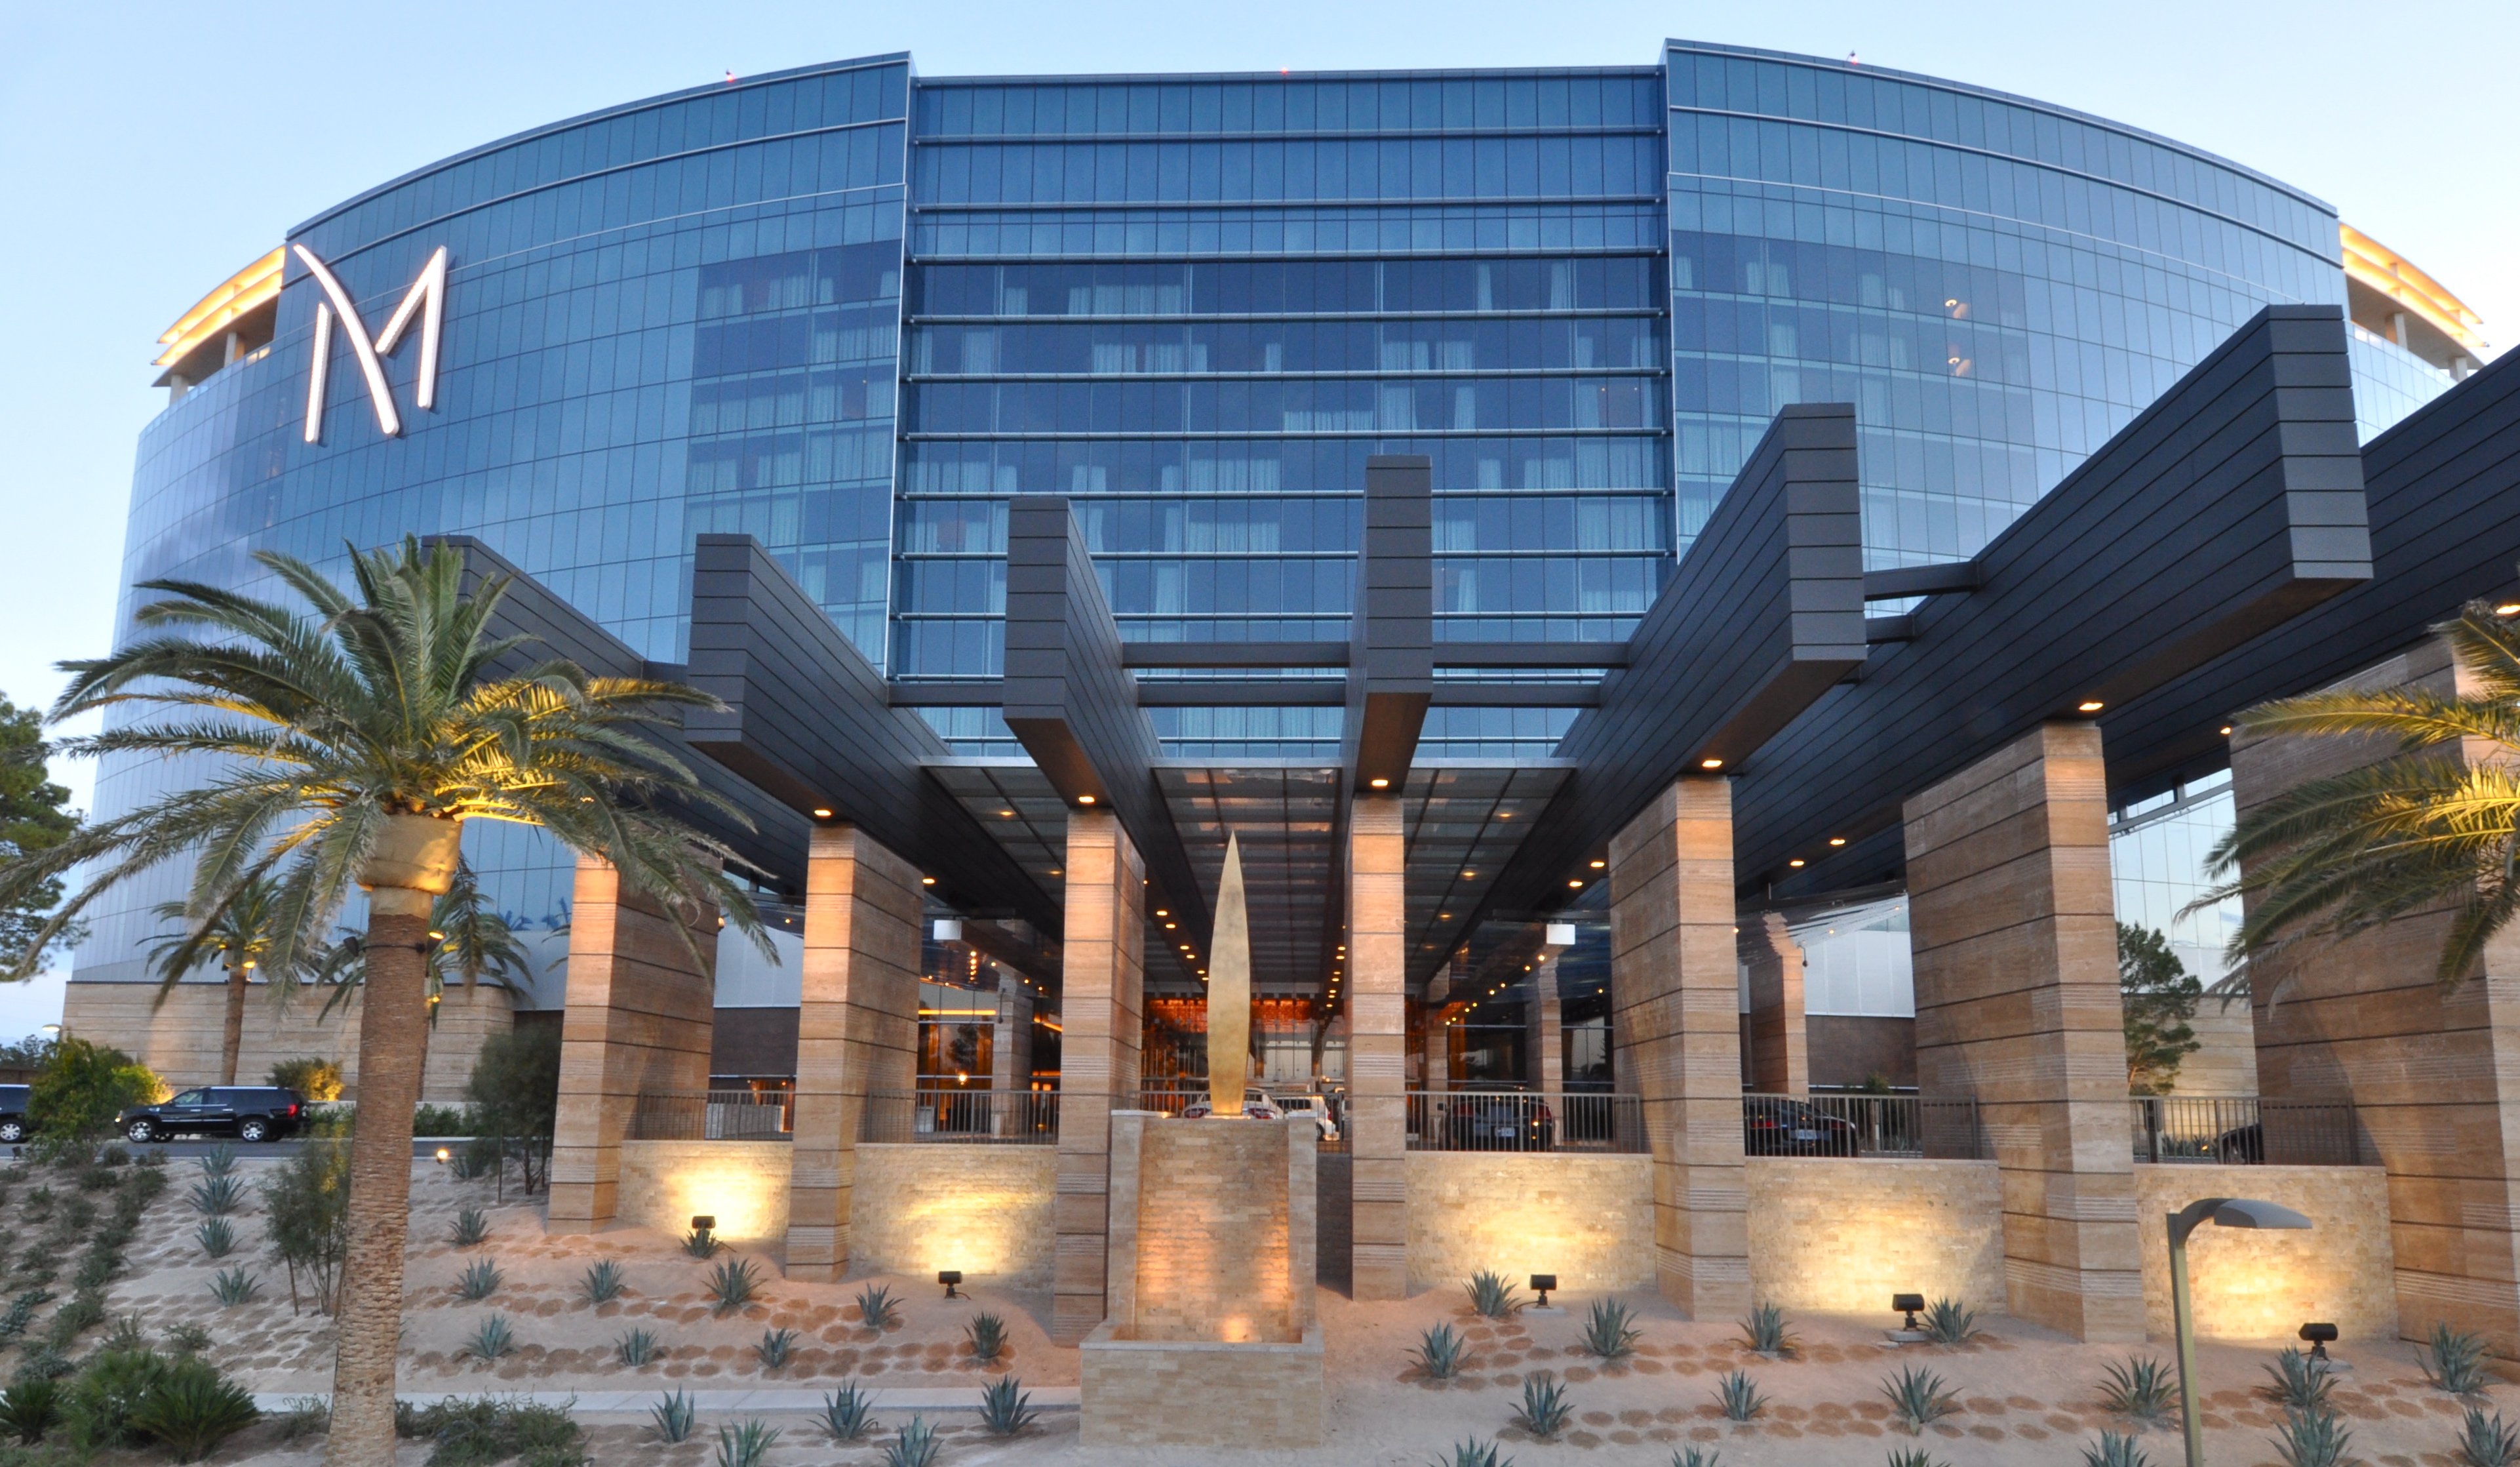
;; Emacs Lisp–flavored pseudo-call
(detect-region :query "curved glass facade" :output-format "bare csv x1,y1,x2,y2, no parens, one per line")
84,42,2455,984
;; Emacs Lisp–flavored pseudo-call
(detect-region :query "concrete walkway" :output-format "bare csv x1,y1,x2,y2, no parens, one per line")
248,1386,1080,1414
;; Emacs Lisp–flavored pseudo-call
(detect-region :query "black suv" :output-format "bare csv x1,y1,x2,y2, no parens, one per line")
120,1087,307,1144
0,1085,29,1144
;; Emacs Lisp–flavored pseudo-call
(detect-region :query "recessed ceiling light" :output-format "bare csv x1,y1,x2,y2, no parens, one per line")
1700,757,1723,769
1369,776,1389,788
2077,700,2104,712
2499,603,2520,616
2219,726,2234,736
1788,858,1806,868
920,876,936,885
812,807,833,818
1828,837,1846,847
1589,859,1605,868
1568,879,1583,888
1078,794,1096,804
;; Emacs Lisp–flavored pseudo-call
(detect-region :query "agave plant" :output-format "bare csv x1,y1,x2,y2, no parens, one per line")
682,1224,724,1259
2261,1347,2334,1411
884,1415,939,1467
966,1310,1008,1364
616,1329,661,1367
462,1314,516,1362
1581,1298,1640,1361
707,1258,763,1316
1885,1451,1952,1467
821,1380,878,1441
188,1176,245,1217
454,1259,503,1302
756,1327,798,1371
197,1144,237,1178
979,1375,1037,1436
583,1259,627,1304
1435,1441,1512,1467
1513,1371,1573,1439
1412,1323,1468,1381
2425,1321,2494,1396
1716,1369,1766,1422
715,1418,779,1467
1465,1270,1523,1321
856,1281,901,1330
193,1219,236,1260
650,1390,698,1443
1921,1296,1982,1345
1881,1364,1959,1434
2082,1431,2155,1467
209,1268,260,1307
1670,1449,1720,1467
1739,1301,1797,1357
2458,1404,2520,1467
2269,1406,2353,1467
2098,1356,2179,1426
449,1208,489,1247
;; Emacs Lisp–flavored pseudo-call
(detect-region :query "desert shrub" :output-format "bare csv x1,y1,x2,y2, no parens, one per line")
463,1024,561,1198
163,1321,212,1356
397,1395,586,1467
267,1057,344,1102
261,1138,349,1314
126,1356,258,1462
0,1378,58,1444
25,1040,164,1151
274,1396,330,1442
56,1347,166,1451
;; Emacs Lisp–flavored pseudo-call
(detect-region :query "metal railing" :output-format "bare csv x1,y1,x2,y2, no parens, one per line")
1741,1093,1988,1159
1406,1091,1646,1154
625,1090,791,1141
859,1090,1059,1145
2131,1096,2363,1166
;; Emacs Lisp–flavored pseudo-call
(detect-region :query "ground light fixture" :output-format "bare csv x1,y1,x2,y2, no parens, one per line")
939,1270,964,1299
2169,1197,2312,1467
434,1147,451,1165
1529,1274,1558,1308
1893,1293,1925,1330
2298,1321,2338,1361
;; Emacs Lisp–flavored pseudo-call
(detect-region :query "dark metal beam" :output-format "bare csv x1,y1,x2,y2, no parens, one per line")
1344,455,1434,794
1002,496,1213,946
1434,641,1632,668
1863,561,1981,601
1436,403,1867,975
890,681,1003,707
1136,681,1343,707
1428,685,1602,708
680,534,1059,933
1120,641,1350,669
1741,305,2372,893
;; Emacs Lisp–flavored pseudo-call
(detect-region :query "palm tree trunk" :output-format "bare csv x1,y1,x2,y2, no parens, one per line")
325,889,431,1467
220,963,248,1085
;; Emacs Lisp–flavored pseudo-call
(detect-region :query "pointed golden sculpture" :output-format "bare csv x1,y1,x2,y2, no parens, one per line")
1208,834,1251,1117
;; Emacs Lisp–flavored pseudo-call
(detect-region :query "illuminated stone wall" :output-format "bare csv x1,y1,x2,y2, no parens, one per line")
851,1144,1057,1289
2135,1163,2395,1342
59,979,511,1102
1744,1157,2005,1314
1124,1118,1303,1344
616,1140,792,1251
1406,1153,1655,1296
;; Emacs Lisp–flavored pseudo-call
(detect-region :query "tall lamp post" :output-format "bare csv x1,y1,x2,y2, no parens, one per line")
2168,1196,2313,1467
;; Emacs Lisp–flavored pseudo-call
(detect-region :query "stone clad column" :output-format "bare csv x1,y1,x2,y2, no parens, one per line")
1053,810,1147,1342
549,854,717,1234
1609,776,1750,1317
1527,948,1565,1093
1904,721,2142,1342
1740,912,1808,1095
2237,635,2520,1351
785,823,923,1281
1347,792,1409,1300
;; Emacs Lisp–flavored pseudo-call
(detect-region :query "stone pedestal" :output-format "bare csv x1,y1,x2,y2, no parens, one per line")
2236,635,2520,1350
549,856,718,1234
1347,792,1409,1298
1608,776,1751,1318
785,823,923,1281
1740,912,1807,1095
1080,1112,1324,1448
1903,721,2142,1342
1053,810,1148,1342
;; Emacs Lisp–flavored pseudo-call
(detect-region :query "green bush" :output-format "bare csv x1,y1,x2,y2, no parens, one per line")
25,1040,164,1150
58,1347,166,1451
414,1102,477,1136
267,1056,344,1102
126,1357,258,1462
262,1138,349,1314
0,1378,58,1444
398,1395,587,1467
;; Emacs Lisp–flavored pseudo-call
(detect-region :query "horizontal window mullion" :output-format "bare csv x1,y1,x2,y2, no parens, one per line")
902,368,1666,382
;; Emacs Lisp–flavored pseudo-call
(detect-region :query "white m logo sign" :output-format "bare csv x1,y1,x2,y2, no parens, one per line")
296,243,448,443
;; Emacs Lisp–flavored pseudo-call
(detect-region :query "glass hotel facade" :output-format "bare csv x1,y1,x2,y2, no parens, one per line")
95,43,2487,1066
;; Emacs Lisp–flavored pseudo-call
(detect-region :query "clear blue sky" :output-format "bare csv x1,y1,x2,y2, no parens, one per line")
0,0,2511,1035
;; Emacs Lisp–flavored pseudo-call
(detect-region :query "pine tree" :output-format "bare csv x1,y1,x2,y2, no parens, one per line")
0,694,81,972
2119,922,2202,1095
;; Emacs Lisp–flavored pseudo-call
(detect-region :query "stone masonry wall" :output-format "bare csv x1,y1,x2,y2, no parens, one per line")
1744,1158,2005,1315
850,1144,1056,1289
2135,1164,2396,1342
1079,1329,1325,1448
616,1140,792,1251
60,978,513,1102
1406,1153,1653,1296
1130,1121,1294,1343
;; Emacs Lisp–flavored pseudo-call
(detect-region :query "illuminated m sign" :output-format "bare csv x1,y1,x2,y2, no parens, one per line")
294,243,448,443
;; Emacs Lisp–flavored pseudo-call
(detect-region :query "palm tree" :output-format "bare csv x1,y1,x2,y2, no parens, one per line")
144,871,296,1085
2197,593,2520,988
312,862,538,1084
0,536,766,1467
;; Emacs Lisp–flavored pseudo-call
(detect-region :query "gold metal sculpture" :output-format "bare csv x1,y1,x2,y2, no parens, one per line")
1206,834,1251,1117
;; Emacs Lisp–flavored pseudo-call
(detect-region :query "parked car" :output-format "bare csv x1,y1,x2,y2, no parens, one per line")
1742,1096,1859,1156
1276,1093,1340,1142
1444,1085,1555,1152
0,1085,29,1143
119,1086,307,1143
1177,1088,1284,1121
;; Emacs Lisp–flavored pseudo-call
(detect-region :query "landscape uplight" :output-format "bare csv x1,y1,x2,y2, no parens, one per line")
1892,1293,1925,1331
939,1270,964,1299
1529,1274,1558,1309
2168,1197,2311,1467
2298,1321,2338,1362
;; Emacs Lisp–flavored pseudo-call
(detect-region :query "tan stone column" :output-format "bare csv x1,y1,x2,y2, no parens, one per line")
1348,792,1409,1300
1904,721,2142,1342
1608,776,1750,1317
1053,810,1147,1342
2237,635,2520,1351
549,855,717,1234
1528,950,1565,1093
785,823,923,1281
1740,912,1808,1095
993,979,1034,1091
1420,955,1453,1094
